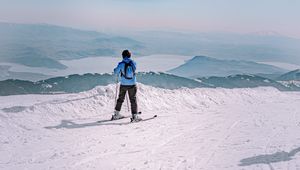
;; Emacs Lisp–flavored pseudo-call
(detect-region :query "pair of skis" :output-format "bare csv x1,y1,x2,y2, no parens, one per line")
97,114,157,124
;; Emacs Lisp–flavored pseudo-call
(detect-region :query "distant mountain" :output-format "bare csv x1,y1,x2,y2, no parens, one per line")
199,74,290,91
254,73,283,80
0,79,41,96
1,22,300,71
277,80,300,91
168,56,286,78
137,72,207,89
277,69,300,81
0,22,143,69
1,71,299,96
0,72,208,96
125,31,300,64
276,69,300,91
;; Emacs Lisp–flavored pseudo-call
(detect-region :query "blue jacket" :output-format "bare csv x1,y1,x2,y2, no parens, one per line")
114,57,137,85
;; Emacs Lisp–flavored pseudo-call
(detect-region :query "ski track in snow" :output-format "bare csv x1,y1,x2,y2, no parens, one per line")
1,84,300,170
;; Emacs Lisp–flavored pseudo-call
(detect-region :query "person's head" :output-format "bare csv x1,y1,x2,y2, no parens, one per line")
122,50,131,59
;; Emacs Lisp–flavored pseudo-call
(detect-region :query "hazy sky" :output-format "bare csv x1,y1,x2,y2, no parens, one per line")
1,0,300,38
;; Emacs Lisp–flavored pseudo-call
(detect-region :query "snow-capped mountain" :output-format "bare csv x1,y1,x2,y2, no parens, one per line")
168,56,286,78
1,84,300,169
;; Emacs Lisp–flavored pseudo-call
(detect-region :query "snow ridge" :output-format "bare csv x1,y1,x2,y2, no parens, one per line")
8,84,281,122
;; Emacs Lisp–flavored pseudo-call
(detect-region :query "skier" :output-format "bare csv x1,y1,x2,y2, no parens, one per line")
112,50,141,122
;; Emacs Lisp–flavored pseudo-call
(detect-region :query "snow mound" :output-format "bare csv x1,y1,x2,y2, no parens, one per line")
9,84,282,123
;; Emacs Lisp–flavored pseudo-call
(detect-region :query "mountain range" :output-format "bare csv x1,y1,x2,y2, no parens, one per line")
199,74,289,91
1,22,300,71
0,72,208,96
124,31,300,64
0,22,143,69
2,70,300,96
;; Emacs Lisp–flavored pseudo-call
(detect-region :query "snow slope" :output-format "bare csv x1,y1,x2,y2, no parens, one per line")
1,84,300,170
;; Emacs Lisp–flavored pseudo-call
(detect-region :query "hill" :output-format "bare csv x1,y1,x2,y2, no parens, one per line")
168,56,286,78
277,69,300,81
199,74,289,91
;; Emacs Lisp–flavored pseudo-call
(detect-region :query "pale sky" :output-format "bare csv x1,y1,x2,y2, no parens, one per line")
1,0,300,38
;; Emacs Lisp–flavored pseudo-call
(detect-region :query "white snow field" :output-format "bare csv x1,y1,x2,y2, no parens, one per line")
1,84,300,170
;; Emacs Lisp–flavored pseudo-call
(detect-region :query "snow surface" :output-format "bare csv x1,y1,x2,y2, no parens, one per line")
1,84,300,170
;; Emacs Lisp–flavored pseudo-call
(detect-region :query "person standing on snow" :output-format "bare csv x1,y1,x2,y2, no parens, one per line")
112,50,141,121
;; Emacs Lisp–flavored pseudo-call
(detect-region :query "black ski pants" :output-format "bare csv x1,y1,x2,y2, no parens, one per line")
115,85,138,115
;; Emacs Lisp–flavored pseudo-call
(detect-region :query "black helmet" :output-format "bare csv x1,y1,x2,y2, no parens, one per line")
122,50,131,58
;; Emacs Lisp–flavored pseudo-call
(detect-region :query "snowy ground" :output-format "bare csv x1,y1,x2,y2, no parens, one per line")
1,84,300,170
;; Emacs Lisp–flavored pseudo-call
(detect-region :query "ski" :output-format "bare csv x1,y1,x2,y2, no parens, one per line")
97,116,130,123
130,115,157,123
97,114,157,124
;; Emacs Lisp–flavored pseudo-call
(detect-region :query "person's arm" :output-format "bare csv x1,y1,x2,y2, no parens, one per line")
131,61,137,71
114,62,122,75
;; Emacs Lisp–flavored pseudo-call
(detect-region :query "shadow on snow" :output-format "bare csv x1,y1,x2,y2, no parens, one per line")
239,146,300,166
44,115,157,129
44,118,130,129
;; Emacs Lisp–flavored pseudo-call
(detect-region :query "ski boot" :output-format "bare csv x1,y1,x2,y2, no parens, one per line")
111,110,125,120
130,113,142,122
